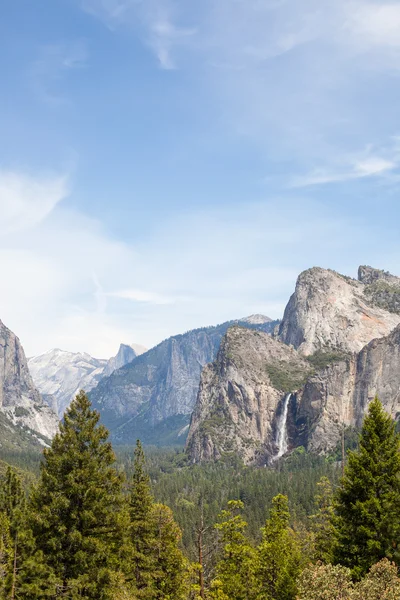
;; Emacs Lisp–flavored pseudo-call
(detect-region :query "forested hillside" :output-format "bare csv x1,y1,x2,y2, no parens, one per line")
0,393,398,599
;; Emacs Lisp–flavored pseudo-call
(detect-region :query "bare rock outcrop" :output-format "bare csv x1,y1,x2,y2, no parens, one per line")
277,267,400,355
188,266,400,464
298,324,400,453
186,326,310,464
0,320,58,440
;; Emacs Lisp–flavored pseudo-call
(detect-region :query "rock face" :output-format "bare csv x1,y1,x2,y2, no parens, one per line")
296,324,400,453
89,317,278,445
358,265,400,286
188,266,400,464
277,267,400,355
186,326,311,464
0,320,58,441
103,344,145,378
29,344,143,418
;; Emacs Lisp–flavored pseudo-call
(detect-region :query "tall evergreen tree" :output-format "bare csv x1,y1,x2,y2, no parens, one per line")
333,397,400,578
0,467,25,528
0,466,29,599
0,512,12,599
151,503,189,599
29,391,127,599
127,440,157,598
210,500,258,600
257,494,302,600
309,477,335,563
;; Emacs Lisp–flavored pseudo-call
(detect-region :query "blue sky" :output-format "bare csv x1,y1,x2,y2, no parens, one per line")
1,0,400,357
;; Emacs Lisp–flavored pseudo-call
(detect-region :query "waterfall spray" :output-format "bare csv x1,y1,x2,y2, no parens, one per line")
272,393,291,461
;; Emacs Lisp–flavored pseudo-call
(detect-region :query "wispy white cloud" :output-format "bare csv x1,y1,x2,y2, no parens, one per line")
107,288,191,304
0,165,379,357
292,156,397,187
81,0,195,69
148,17,196,70
30,41,88,104
0,171,68,234
344,2,400,50
291,138,400,187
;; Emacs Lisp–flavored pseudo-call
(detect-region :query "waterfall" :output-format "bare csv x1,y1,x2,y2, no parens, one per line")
273,393,291,461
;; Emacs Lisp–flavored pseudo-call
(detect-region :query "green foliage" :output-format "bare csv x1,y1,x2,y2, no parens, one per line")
127,440,157,597
29,391,127,599
0,413,44,474
126,441,189,600
297,562,354,600
309,477,335,563
364,280,400,314
298,559,400,600
210,500,259,600
306,350,350,371
0,512,12,598
150,503,189,599
257,494,302,600
265,362,311,392
353,558,400,600
136,448,340,560
333,397,400,579
0,466,26,531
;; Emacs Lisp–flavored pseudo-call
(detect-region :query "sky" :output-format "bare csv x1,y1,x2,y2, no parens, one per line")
2,0,400,358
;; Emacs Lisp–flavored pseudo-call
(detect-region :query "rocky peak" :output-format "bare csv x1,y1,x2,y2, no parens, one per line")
239,314,272,325
358,265,400,286
29,343,144,418
276,267,400,355
0,320,58,441
186,326,311,464
102,343,143,378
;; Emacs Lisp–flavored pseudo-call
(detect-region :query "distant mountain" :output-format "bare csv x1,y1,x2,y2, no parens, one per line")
103,344,146,378
29,343,147,417
89,316,278,446
0,319,58,443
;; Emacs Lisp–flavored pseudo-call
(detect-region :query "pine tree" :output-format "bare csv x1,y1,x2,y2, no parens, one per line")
0,466,29,599
0,467,25,528
29,391,127,599
309,477,335,563
151,503,189,599
256,494,302,600
333,397,400,579
127,440,157,599
210,500,258,600
0,512,12,599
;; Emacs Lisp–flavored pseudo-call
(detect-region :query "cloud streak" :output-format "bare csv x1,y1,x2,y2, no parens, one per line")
0,166,383,358
292,156,397,187
30,41,88,104
0,171,68,234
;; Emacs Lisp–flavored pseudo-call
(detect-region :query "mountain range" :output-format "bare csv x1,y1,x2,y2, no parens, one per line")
88,315,277,445
2,264,400,467
28,343,147,417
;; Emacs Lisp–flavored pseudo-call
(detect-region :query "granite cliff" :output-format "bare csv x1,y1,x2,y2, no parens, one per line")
296,323,400,453
188,266,400,464
0,319,58,441
276,266,400,355
186,326,310,463
89,316,277,445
